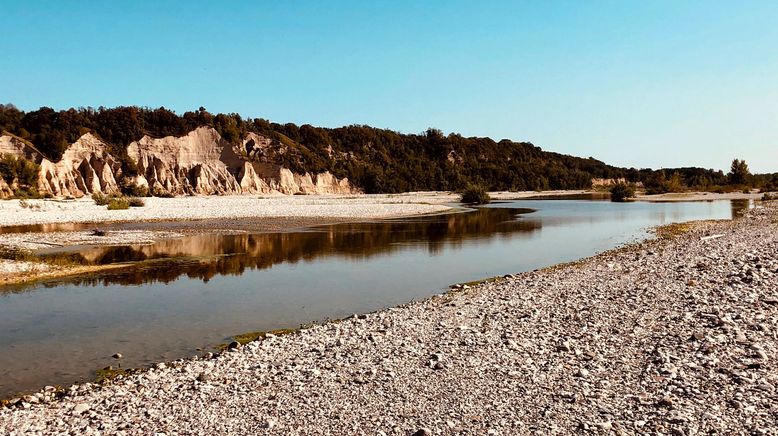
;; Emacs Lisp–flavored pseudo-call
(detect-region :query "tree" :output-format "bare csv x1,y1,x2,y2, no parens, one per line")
728,159,751,185
610,182,635,202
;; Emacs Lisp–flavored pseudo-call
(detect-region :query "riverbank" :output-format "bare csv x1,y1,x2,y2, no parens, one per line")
1,202,775,434
1,191,759,228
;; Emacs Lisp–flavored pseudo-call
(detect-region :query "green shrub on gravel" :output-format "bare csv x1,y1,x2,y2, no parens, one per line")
92,192,110,205
127,197,145,207
106,198,130,210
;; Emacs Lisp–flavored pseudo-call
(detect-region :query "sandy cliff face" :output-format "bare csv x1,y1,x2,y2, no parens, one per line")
0,134,42,162
128,127,356,196
127,127,244,196
3,127,356,199
38,133,123,198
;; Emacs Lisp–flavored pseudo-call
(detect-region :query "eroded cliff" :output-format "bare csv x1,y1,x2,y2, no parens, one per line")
2,127,357,198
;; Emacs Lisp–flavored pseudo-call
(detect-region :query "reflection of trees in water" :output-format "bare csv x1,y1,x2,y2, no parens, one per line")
44,208,541,287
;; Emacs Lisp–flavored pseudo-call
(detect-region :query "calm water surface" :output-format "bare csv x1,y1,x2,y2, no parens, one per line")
0,199,748,397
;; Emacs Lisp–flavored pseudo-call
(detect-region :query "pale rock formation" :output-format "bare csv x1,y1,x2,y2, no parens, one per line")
0,134,41,162
128,127,356,196
37,133,122,198
2,127,356,199
127,127,242,196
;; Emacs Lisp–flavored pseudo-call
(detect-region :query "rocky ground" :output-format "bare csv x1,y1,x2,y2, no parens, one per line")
1,203,776,435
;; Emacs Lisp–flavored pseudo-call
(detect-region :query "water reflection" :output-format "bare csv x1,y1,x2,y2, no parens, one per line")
0,200,741,398
37,207,540,287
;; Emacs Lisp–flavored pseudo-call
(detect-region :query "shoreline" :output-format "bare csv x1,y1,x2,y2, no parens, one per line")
0,191,761,290
1,202,775,433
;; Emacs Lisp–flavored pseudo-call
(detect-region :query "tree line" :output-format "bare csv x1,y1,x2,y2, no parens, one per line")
0,104,775,195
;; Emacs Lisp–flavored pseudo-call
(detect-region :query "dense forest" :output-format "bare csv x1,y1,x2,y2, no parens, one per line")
1,104,775,194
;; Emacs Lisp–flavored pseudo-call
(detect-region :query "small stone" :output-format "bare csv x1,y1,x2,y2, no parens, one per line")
227,341,241,350
576,368,589,377
196,372,210,382
112,353,123,359
412,429,432,436
73,403,90,414
262,419,276,429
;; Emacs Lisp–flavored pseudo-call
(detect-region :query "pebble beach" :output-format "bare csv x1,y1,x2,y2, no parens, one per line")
1,201,775,434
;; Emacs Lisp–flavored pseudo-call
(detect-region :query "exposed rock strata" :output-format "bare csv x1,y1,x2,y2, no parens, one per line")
37,133,123,198
0,134,41,162
126,127,355,196
3,127,356,198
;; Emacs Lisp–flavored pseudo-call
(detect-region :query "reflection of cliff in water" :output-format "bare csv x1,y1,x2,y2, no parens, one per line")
41,207,540,287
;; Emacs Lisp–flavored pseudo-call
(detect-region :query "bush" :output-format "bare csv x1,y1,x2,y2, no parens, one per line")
460,185,491,205
120,183,149,197
610,183,636,202
92,192,110,205
106,198,130,210
127,197,145,207
762,192,777,201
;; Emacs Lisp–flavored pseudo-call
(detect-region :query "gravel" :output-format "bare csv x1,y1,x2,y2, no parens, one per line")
0,194,453,227
1,203,776,435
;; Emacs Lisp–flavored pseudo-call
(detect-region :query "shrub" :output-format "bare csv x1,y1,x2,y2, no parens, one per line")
460,185,491,205
106,198,130,210
610,183,636,202
127,197,145,207
120,183,149,197
762,192,777,201
92,192,110,205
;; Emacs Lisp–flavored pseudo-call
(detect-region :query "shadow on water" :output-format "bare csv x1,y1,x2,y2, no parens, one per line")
30,207,540,288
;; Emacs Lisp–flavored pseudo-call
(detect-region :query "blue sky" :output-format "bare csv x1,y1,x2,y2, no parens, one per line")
1,1,776,172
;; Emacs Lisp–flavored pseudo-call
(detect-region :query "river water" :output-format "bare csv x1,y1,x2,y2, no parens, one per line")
0,199,748,397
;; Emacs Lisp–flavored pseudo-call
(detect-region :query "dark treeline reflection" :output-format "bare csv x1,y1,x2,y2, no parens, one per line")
40,207,540,287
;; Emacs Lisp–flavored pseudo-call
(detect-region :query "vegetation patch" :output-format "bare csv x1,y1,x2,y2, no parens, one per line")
609,182,636,202
106,198,130,210
94,366,144,384
460,185,491,205
654,222,695,240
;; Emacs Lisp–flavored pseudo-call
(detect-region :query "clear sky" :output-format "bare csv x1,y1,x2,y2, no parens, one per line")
1,1,776,172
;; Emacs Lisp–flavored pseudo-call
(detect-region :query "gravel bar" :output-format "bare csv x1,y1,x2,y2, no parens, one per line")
2,203,776,435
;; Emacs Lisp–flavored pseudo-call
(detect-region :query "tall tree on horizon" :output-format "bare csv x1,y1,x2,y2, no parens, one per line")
728,159,751,185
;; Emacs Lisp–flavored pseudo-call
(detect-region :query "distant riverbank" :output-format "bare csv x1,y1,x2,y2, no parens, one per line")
1,200,775,434
0,191,762,286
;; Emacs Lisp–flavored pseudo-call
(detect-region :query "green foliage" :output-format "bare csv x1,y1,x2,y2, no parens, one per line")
642,170,685,194
127,197,145,207
0,153,39,187
460,185,491,204
106,198,130,210
610,183,636,202
1,105,774,195
92,192,111,205
728,159,751,186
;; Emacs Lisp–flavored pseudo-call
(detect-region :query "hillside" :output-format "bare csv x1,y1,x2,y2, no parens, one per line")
0,104,774,197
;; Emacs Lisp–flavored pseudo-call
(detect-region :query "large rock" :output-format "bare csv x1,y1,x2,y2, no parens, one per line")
38,133,122,198
0,134,42,162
